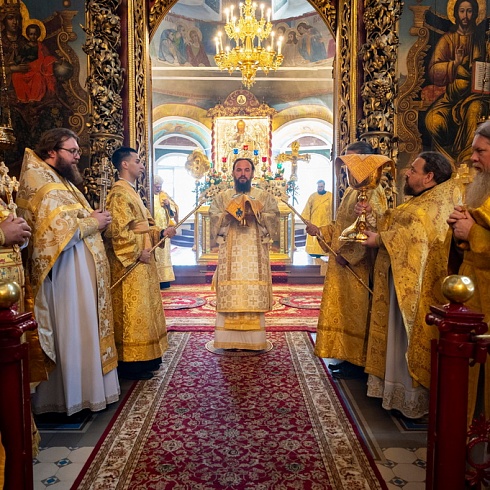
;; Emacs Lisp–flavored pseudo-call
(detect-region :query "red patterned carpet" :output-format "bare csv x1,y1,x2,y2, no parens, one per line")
73,332,387,489
161,284,322,332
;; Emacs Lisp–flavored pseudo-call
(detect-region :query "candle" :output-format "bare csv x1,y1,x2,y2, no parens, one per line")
260,4,264,19
225,7,229,23
215,37,219,54
278,37,282,55
267,8,271,22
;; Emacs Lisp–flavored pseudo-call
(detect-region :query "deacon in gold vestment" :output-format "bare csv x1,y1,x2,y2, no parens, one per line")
105,147,176,380
301,179,333,256
209,158,279,350
153,175,178,287
16,128,119,415
361,151,457,418
447,120,490,425
306,142,388,379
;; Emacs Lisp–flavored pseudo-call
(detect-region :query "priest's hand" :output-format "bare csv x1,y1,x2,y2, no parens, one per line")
305,222,319,236
138,248,151,264
0,214,31,246
92,210,112,230
362,230,379,248
163,226,177,239
354,202,372,216
448,206,475,241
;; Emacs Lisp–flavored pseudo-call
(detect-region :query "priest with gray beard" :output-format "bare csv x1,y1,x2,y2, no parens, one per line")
447,119,490,426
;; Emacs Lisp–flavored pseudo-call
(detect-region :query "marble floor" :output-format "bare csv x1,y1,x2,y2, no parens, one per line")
31,246,428,489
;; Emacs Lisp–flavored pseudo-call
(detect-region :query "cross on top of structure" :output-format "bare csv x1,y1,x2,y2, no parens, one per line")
275,141,311,181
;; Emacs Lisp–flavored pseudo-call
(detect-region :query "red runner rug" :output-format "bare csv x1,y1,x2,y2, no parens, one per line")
162,284,322,332
73,332,387,489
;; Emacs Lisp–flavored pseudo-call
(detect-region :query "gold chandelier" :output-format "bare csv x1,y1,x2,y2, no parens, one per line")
214,0,283,89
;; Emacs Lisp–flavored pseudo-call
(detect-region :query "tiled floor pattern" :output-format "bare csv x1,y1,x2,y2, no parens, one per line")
33,445,427,489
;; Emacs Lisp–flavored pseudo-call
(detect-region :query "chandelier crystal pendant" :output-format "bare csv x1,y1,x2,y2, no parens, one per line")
214,0,284,89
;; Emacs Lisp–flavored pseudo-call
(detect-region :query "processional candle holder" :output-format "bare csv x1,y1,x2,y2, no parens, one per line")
337,153,392,242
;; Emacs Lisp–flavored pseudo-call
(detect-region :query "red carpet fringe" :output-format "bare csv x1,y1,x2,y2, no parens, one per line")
162,284,322,332
73,332,387,489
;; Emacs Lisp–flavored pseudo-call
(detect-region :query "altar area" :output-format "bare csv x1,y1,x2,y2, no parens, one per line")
190,89,310,265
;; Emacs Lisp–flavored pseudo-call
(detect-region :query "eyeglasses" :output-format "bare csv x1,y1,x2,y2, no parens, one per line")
57,147,82,156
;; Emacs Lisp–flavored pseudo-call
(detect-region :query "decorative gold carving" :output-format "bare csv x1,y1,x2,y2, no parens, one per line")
149,0,175,37
358,0,402,208
207,89,276,119
128,0,151,205
311,0,337,35
82,0,124,208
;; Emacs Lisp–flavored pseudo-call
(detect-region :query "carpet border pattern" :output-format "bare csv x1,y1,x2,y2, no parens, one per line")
74,332,387,489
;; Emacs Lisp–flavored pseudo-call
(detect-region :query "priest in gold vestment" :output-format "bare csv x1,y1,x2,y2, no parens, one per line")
153,175,178,288
301,179,333,256
209,158,279,350
447,120,490,425
16,128,120,415
306,142,388,379
105,147,176,380
361,151,457,418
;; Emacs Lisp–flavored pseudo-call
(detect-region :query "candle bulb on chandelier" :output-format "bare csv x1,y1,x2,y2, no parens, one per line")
267,8,271,23
277,36,283,55
225,7,230,23
215,37,219,54
270,30,275,50
260,4,264,19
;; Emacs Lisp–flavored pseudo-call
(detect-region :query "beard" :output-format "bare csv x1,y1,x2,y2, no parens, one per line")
403,180,416,196
235,178,252,193
465,171,490,208
56,155,83,185
318,190,327,195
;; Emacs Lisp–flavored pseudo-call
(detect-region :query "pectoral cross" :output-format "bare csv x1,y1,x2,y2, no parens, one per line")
275,141,311,181
456,162,474,207
0,161,19,215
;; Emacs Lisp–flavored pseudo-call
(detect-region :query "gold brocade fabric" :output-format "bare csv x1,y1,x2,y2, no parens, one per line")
209,188,279,322
105,180,168,362
337,154,392,183
153,193,177,283
314,185,388,363
366,178,459,388
16,148,117,375
451,196,490,424
301,191,333,256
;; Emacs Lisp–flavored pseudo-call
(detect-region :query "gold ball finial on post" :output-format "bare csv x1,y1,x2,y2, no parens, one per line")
0,281,21,309
440,275,475,304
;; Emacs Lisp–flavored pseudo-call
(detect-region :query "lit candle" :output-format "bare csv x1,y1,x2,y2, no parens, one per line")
225,7,229,23
267,8,271,22
230,4,234,20
215,37,219,54
218,32,223,52
260,4,264,19
277,37,282,55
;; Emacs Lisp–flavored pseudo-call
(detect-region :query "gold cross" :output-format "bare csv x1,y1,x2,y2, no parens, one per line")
275,141,311,181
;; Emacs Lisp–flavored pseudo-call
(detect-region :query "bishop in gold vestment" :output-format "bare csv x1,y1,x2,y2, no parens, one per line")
363,152,457,418
105,147,175,379
209,158,279,350
16,130,119,415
